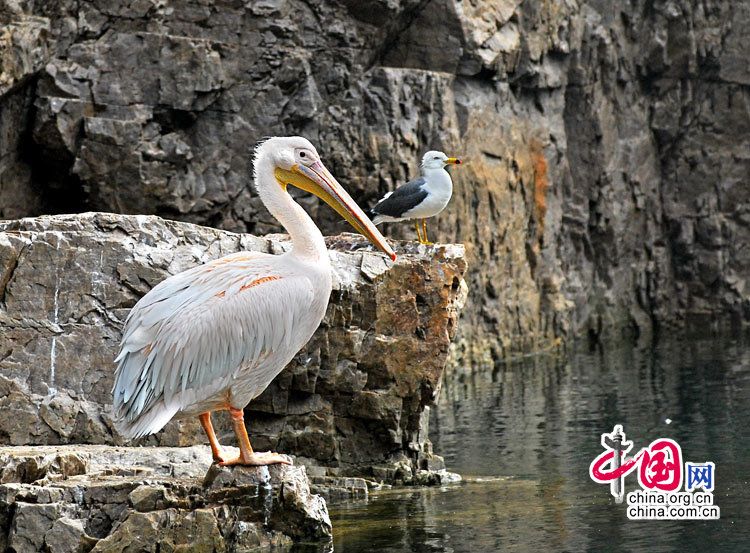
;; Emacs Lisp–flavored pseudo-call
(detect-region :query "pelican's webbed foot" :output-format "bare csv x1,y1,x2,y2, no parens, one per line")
218,452,293,466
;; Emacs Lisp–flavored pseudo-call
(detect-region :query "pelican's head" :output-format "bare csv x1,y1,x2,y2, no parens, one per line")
421,150,462,171
259,136,396,261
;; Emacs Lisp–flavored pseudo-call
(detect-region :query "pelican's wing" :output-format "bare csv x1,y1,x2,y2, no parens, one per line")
112,252,314,438
371,176,428,218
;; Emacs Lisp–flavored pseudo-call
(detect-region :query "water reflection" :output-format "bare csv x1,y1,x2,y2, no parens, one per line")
324,334,750,553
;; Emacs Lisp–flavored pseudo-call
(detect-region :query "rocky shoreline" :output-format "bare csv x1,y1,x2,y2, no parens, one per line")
0,445,331,552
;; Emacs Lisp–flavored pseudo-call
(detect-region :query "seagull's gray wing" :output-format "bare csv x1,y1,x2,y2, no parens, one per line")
370,176,428,218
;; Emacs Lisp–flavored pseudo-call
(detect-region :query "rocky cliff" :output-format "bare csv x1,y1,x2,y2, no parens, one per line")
1,1,748,363
0,213,467,483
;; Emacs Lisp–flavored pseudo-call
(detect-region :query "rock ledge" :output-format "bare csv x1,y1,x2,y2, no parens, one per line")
0,213,468,483
0,445,331,552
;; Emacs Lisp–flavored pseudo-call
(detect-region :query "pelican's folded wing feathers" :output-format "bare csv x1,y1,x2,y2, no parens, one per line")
112,252,314,438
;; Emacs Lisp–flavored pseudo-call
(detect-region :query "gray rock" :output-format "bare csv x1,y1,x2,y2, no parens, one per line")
2,0,747,364
0,213,467,483
0,445,330,549
127,485,169,513
45,517,97,553
0,447,87,485
0,15,50,97
309,476,369,501
9,502,60,553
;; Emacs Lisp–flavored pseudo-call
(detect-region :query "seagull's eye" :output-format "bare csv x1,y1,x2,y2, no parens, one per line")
433,156,440,160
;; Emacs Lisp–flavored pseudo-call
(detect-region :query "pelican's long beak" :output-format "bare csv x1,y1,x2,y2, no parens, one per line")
275,161,397,261
445,157,462,165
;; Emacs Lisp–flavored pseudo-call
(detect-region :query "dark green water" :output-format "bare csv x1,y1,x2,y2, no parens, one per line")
327,335,750,552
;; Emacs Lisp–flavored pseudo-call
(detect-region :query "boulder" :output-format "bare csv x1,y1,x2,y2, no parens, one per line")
0,445,329,551
0,212,468,481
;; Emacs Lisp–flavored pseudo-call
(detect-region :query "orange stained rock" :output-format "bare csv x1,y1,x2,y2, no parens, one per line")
530,139,549,241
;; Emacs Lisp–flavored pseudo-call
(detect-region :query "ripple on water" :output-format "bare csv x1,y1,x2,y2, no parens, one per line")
321,334,750,553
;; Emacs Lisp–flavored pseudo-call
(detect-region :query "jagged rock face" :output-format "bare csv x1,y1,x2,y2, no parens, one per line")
0,213,467,480
1,1,749,362
0,445,331,551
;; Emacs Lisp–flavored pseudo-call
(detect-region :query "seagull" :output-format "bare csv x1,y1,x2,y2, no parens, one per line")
367,151,462,245
112,136,395,466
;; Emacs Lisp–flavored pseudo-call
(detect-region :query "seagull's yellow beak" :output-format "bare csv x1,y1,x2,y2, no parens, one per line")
445,157,462,165
275,162,397,261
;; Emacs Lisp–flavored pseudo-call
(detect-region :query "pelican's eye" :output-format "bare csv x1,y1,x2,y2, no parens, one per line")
295,148,316,166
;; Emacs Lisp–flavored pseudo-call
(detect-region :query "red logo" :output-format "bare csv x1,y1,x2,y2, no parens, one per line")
590,425,683,503
638,439,682,492
590,425,719,520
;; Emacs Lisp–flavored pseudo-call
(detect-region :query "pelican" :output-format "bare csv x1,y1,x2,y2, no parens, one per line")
112,136,395,466
367,151,462,245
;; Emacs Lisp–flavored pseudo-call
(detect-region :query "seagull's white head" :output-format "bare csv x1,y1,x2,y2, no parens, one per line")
255,136,396,261
421,150,462,171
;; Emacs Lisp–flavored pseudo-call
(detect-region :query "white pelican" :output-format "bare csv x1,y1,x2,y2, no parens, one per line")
367,151,462,245
112,136,395,466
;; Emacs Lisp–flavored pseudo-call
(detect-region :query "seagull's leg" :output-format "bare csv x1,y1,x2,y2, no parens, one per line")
199,412,230,463
422,220,433,245
219,407,292,467
414,220,424,243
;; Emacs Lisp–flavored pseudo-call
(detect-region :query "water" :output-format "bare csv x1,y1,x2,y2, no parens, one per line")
326,334,750,552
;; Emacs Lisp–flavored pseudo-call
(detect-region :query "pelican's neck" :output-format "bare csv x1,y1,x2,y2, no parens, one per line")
255,156,329,263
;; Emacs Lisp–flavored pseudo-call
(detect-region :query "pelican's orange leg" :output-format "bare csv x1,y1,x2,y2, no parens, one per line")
230,407,254,460
199,412,229,463
218,407,292,466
